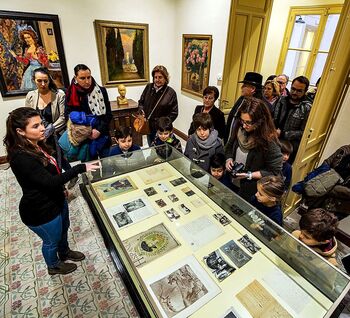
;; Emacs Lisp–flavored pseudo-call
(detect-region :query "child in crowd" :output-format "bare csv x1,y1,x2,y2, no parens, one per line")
250,175,285,226
209,153,234,190
152,117,182,153
292,208,339,266
280,139,293,190
184,113,224,172
109,127,140,157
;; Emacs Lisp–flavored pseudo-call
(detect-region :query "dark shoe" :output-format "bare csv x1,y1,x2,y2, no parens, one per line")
48,262,77,275
67,176,79,189
59,249,85,262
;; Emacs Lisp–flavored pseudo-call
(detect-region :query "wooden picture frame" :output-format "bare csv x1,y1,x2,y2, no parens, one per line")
0,10,69,97
181,34,212,97
94,20,149,87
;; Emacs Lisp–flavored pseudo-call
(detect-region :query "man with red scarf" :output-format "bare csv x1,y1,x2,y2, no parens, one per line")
65,64,112,159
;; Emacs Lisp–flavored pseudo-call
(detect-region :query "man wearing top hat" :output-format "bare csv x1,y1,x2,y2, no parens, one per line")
224,72,264,143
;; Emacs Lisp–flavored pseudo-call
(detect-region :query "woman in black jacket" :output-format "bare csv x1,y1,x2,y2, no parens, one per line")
225,97,282,201
4,107,100,275
188,86,225,139
138,65,178,145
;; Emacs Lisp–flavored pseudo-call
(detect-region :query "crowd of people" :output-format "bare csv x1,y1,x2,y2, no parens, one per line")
5,62,347,275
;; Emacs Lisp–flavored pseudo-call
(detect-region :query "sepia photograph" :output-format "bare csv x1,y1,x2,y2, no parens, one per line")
203,250,235,282
144,186,157,196
147,256,220,318
179,203,191,215
181,186,195,197
93,175,137,201
220,240,252,268
168,194,179,203
155,199,167,208
238,234,261,254
170,177,187,187
113,211,133,228
123,198,146,212
165,208,180,222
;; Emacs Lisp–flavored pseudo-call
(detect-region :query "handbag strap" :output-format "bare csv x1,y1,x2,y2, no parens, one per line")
146,86,168,120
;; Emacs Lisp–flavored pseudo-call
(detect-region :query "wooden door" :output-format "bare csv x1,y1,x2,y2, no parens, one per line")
283,1,350,214
220,0,273,114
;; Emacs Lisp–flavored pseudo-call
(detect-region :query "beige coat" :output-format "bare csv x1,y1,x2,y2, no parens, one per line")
25,89,66,133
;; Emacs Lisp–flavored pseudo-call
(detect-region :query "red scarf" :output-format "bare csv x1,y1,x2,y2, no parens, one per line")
66,77,96,107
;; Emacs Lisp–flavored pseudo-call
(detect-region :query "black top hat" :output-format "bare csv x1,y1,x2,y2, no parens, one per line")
238,72,263,88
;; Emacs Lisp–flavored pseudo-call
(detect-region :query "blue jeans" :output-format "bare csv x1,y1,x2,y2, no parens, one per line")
28,200,69,267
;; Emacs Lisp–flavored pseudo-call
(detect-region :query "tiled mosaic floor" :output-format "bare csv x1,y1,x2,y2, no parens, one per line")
0,168,139,318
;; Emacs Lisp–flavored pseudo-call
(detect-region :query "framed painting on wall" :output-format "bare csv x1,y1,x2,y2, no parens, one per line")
181,34,212,97
0,10,69,97
94,20,149,87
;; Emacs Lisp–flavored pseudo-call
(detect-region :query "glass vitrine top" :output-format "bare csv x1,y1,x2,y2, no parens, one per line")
84,144,350,303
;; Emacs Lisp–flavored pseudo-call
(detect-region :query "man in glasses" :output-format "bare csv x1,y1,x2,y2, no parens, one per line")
273,75,312,163
276,74,290,97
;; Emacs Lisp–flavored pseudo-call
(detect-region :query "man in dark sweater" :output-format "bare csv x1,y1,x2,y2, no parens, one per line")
274,76,312,163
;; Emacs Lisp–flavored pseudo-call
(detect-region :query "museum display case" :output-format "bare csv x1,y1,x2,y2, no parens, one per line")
80,144,350,318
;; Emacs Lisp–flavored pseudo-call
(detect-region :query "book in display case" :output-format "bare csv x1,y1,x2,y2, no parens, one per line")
80,144,350,318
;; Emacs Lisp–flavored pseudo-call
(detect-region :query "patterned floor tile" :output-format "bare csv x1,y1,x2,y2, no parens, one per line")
0,169,139,317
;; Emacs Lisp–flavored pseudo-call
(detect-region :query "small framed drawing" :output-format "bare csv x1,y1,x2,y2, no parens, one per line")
0,10,69,97
94,20,150,87
181,34,212,97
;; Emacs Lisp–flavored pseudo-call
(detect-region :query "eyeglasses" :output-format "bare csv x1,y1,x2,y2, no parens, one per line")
277,81,286,85
35,79,48,83
240,118,254,126
290,87,305,94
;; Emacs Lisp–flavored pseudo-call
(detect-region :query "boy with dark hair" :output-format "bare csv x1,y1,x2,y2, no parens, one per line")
109,126,141,157
185,113,224,172
280,139,293,190
151,117,182,153
292,208,339,266
209,153,234,190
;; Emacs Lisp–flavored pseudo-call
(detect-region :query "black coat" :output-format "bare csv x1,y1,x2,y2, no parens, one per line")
10,151,85,226
225,138,283,201
138,84,178,132
188,105,226,139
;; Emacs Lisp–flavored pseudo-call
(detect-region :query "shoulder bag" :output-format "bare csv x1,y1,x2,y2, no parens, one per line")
134,87,168,135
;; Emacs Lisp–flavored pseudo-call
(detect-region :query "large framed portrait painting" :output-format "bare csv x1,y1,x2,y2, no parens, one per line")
94,20,149,87
181,34,212,97
0,10,69,97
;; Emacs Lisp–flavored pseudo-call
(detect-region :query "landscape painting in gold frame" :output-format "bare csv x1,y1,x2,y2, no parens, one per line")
94,20,149,87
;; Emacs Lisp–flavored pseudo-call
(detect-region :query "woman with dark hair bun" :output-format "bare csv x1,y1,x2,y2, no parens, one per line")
138,65,178,145
4,107,100,275
25,67,65,136
25,67,74,181
225,97,282,201
188,86,225,139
